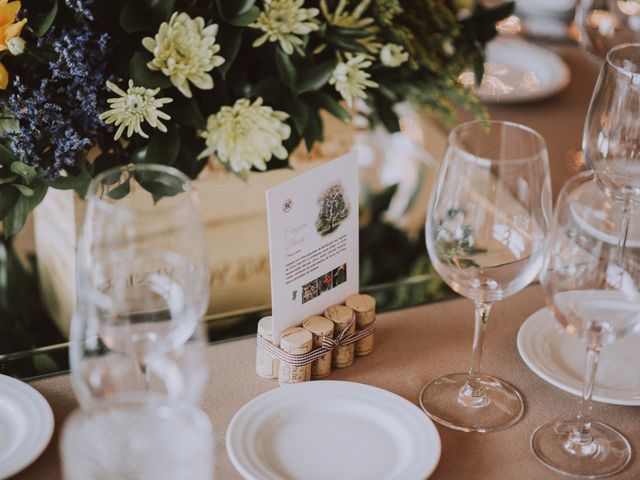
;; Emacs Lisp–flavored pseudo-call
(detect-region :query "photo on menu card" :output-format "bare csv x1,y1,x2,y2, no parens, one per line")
266,151,360,343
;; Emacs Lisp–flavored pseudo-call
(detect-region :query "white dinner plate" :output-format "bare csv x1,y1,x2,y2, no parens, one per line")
0,375,54,478
226,381,441,480
461,37,571,104
517,307,640,406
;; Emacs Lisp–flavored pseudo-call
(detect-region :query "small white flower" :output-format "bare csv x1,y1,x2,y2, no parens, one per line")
142,12,225,98
329,53,379,107
250,0,319,55
199,98,291,175
99,80,173,141
442,40,455,57
379,43,408,67
7,37,25,56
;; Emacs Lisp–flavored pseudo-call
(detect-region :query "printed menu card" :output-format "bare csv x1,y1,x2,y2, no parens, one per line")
266,151,360,343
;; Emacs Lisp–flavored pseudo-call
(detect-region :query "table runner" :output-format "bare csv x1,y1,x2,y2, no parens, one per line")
17,285,639,479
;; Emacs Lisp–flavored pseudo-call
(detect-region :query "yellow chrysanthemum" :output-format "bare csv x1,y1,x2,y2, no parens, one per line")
198,97,291,175
0,0,27,89
250,0,319,56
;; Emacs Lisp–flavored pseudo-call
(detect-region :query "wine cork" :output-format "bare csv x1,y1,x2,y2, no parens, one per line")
256,316,279,379
302,315,334,379
346,294,376,356
324,305,355,368
279,327,312,386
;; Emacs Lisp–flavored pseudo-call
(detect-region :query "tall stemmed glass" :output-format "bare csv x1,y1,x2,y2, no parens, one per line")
71,164,210,406
583,43,640,270
422,120,552,432
532,171,637,477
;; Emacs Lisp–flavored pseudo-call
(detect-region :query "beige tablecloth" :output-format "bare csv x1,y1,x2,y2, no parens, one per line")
16,285,640,479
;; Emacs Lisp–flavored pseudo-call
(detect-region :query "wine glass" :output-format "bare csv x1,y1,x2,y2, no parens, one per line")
71,164,210,406
575,0,640,60
422,120,552,432
583,42,640,270
531,171,637,477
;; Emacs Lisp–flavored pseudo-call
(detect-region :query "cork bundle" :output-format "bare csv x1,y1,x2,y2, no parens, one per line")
256,294,376,386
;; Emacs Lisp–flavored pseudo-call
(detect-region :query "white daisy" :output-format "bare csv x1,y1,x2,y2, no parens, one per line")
329,53,379,107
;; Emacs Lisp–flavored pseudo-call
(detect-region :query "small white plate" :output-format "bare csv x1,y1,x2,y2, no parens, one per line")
517,307,640,406
0,375,54,478
461,37,571,104
226,381,441,480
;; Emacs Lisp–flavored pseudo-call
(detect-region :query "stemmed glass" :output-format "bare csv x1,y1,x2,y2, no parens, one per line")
71,164,210,406
575,0,640,60
531,171,637,477
583,42,640,270
422,120,552,432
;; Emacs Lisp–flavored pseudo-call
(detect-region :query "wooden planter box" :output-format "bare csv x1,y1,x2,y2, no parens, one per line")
33,112,446,336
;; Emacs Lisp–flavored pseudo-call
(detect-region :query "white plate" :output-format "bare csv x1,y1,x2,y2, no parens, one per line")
461,37,571,104
0,375,54,478
226,381,441,480
516,0,575,18
517,307,640,406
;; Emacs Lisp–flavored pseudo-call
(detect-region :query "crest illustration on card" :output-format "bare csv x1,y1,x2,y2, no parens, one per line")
266,152,359,343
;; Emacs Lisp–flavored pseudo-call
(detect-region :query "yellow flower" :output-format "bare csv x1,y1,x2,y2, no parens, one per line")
0,0,26,53
0,0,27,90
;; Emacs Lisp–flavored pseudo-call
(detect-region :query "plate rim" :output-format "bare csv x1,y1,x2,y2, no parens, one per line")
479,37,571,104
517,307,640,406
226,380,441,480
0,374,55,478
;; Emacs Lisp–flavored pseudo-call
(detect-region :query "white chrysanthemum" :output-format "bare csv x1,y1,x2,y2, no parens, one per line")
250,0,319,55
199,98,291,174
380,43,408,67
99,80,173,141
142,12,225,98
329,53,379,107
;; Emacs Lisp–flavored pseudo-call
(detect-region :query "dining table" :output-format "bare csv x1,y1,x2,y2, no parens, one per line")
12,45,640,479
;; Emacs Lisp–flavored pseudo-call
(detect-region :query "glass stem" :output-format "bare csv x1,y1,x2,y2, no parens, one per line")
615,199,631,270
566,329,602,455
459,301,492,407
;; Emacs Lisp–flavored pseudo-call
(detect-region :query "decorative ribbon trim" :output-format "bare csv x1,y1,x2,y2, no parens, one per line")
257,320,375,367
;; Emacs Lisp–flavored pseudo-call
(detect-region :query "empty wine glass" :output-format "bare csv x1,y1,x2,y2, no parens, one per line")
71,164,210,406
575,0,640,60
421,120,552,432
583,42,640,270
531,171,638,477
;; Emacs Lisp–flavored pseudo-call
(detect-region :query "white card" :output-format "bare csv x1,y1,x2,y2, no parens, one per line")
266,151,359,343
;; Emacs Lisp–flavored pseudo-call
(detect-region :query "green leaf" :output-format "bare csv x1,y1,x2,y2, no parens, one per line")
275,48,297,89
327,26,372,39
306,91,351,123
2,182,47,238
149,0,176,21
120,1,152,34
107,179,131,200
218,28,243,77
12,184,34,197
169,97,206,129
10,162,37,183
303,109,323,152
145,128,181,166
473,52,484,88
324,35,369,53
295,60,336,95
228,6,260,26
373,93,400,132
252,76,285,103
286,98,309,136
45,173,90,192
136,170,185,200
0,186,18,221
216,0,255,19
0,143,17,167
31,0,58,37
130,52,173,89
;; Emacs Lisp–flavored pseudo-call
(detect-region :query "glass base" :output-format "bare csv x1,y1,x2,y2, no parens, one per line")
531,420,632,478
418,373,524,433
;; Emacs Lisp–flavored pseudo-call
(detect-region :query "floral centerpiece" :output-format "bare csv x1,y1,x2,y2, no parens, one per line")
0,0,512,237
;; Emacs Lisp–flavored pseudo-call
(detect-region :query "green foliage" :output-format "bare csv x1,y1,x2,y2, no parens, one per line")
0,0,513,237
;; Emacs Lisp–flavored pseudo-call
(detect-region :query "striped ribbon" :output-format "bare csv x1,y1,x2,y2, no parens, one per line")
257,320,375,367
